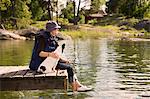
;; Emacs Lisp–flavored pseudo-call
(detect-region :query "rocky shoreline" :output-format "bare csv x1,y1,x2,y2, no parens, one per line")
0,28,71,40
0,29,26,40
0,19,149,41
1,28,150,41
0,28,38,40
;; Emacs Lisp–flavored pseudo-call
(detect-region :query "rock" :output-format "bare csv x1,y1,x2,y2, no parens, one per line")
134,20,150,32
118,21,130,27
130,38,150,41
120,27,131,31
61,25,80,30
120,36,130,41
14,27,39,39
0,29,26,40
0,33,12,40
120,32,131,41
134,32,145,37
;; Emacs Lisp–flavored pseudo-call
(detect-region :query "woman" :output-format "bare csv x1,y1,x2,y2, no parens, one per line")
29,21,92,93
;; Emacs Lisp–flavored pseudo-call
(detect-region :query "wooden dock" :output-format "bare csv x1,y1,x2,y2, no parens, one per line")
0,66,68,91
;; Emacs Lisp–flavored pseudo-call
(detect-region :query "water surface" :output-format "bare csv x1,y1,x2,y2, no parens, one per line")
0,39,150,99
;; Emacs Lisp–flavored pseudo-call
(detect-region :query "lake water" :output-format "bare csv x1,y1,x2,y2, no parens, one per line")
0,38,150,99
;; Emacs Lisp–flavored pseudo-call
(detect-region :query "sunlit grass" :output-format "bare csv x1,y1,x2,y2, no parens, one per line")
30,20,149,39
62,29,109,39
31,21,47,29
62,25,123,39
63,25,145,39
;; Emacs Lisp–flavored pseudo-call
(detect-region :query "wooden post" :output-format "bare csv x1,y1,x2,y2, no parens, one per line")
64,77,67,95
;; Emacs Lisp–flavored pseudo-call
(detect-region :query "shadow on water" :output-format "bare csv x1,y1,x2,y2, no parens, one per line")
0,39,150,98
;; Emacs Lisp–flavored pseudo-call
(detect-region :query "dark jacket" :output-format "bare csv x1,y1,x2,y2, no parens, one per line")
29,31,59,70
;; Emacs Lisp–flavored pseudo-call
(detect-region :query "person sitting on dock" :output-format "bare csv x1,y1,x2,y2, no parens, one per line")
29,21,92,93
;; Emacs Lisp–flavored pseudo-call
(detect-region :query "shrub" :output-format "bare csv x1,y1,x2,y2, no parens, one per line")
16,18,32,29
57,18,69,25
88,19,98,25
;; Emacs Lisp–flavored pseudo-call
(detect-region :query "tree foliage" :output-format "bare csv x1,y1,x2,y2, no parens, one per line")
107,0,150,18
1,0,32,29
90,0,105,13
0,0,149,29
30,0,44,21
61,0,84,25
61,2,74,23
0,0,11,19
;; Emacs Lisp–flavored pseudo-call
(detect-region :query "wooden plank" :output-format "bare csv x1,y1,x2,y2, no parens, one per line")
0,66,68,91
0,66,28,75
22,69,30,77
0,67,67,77
0,76,67,91
12,69,30,78
0,71,18,78
23,70,35,77
15,69,27,75
0,67,11,74
0,67,16,76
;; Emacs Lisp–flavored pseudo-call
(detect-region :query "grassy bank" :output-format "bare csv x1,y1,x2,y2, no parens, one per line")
30,16,150,39
31,21,128,39
61,25,120,39
62,24,147,39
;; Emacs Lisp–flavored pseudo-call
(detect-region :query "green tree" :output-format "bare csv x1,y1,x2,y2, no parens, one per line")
61,2,74,23
13,0,32,29
0,0,11,11
61,0,89,25
90,0,105,13
0,0,32,29
107,0,150,18
30,0,44,21
0,0,11,28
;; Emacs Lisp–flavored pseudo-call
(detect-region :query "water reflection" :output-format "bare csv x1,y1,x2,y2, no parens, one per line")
0,40,33,66
0,39,150,98
113,41,150,97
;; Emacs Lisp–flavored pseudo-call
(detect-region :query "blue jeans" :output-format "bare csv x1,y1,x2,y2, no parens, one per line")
56,61,74,83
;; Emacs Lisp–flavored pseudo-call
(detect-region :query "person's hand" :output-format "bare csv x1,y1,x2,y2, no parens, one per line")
66,60,73,64
60,58,71,64
48,52,59,59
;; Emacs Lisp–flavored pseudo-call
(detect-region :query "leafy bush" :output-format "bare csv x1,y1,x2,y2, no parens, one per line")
16,18,32,29
144,7,150,19
79,15,85,24
3,20,14,29
88,19,98,25
31,21,47,29
57,18,69,25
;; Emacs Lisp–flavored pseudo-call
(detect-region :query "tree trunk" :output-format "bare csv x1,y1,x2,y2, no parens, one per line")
50,0,53,20
73,0,81,25
48,0,52,20
0,2,1,27
75,0,81,25
73,1,76,25
56,0,58,23
10,0,17,28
